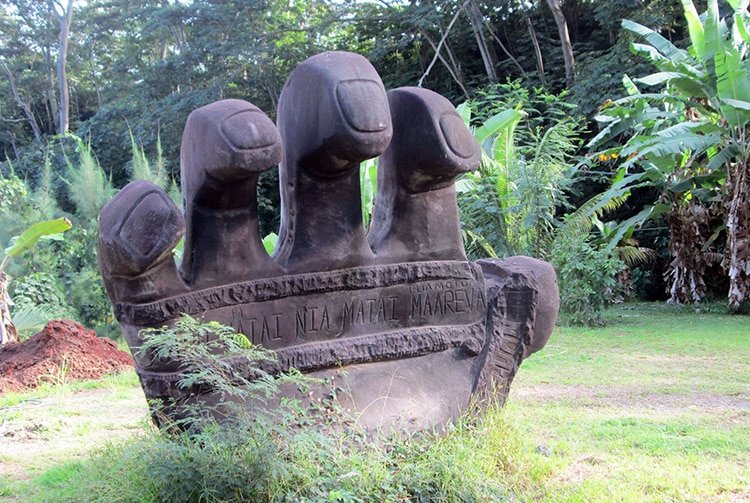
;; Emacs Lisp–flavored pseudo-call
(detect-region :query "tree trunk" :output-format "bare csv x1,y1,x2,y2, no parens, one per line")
724,159,750,310
419,30,469,96
466,0,498,83
545,0,575,88
45,63,59,133
525,15,546,87
0,272,19,349
1,63,43,144
51,0,74,135
89,54,103,108
417,0,469,95
485,24,527,78
666,198,715,304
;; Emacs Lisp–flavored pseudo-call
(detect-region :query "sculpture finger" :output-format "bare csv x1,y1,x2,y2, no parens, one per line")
98,180,188,304
274,51,393,272
369,87,481,263
180,99,283,288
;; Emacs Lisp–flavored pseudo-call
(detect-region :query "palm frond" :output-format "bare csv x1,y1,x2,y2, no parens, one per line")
462,229,499,260
12,304,60,338
621,130,721,164
682,0,706,59
623,19,691,63
617,245,656,267
702,251,725,264
603,204,671,253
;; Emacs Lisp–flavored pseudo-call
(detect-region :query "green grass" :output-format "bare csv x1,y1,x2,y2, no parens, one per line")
507,302,750,502
2,302,749,502
0,367,140,409
0,370,148,498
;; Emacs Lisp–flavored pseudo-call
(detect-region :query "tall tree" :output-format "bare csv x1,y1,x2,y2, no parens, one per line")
545,0,575,88
466,0,498,83
50,0,74,134
1,61,42,143
0,0,58,141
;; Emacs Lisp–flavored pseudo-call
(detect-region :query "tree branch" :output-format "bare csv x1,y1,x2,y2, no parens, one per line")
1,61,43,143
417,0,469,90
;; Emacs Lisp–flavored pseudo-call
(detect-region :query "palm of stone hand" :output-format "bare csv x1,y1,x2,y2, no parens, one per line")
98,51,558,431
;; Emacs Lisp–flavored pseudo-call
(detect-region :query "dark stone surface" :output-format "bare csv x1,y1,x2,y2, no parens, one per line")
274,51,391,273
98,51,559,432
180,99,283,288
369,87,481,264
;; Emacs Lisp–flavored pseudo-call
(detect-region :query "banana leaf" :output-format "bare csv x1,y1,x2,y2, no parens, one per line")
0,218,73,273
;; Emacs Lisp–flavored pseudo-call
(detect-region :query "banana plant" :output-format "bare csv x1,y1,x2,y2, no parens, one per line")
586,0,750,308
1,217,72,348
455,103,526,259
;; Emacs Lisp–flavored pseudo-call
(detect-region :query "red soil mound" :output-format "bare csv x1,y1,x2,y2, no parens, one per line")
0,319,133,394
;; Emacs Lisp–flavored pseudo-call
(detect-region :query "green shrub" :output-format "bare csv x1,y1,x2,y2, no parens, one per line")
552,233,626,326
1,144,116,336
0,173,28,216
458,85,584,260
10,271,74,318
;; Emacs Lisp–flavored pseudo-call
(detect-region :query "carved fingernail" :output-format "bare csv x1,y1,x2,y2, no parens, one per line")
439,114,478,158
337,80,390,132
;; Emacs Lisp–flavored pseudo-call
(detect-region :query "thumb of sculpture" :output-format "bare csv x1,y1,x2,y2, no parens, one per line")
97,180,188,304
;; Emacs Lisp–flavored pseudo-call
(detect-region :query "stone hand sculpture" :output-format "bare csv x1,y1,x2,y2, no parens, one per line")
98,51,559,431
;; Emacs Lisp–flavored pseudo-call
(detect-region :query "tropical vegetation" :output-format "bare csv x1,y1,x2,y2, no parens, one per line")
0,217,71,347
2,0,750,331
586,0,750,310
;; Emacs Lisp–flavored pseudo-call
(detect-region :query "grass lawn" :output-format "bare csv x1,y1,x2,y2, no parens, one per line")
0,302,748,502
506,302,750,502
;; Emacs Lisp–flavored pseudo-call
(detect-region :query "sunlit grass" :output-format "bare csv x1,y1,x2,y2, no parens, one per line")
507,302,750,502
0,369,139,409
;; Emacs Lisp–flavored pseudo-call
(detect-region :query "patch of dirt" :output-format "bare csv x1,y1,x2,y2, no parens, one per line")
512,382,750,413
554,455,607,485
706,489,750,503
0,385,150,481
0,319,134,394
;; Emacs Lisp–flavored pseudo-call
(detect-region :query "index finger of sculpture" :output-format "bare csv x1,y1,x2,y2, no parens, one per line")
181,99,282,209
180,99,283,287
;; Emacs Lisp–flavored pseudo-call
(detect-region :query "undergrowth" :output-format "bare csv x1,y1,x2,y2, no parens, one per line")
10,304,748,502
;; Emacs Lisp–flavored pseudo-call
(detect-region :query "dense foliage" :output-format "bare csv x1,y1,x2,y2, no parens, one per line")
586,0,750,310
2,0,749,328
0,138,164,336
0,0,691,182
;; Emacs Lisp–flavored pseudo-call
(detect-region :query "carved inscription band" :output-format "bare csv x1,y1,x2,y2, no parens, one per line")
115,261,483,326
